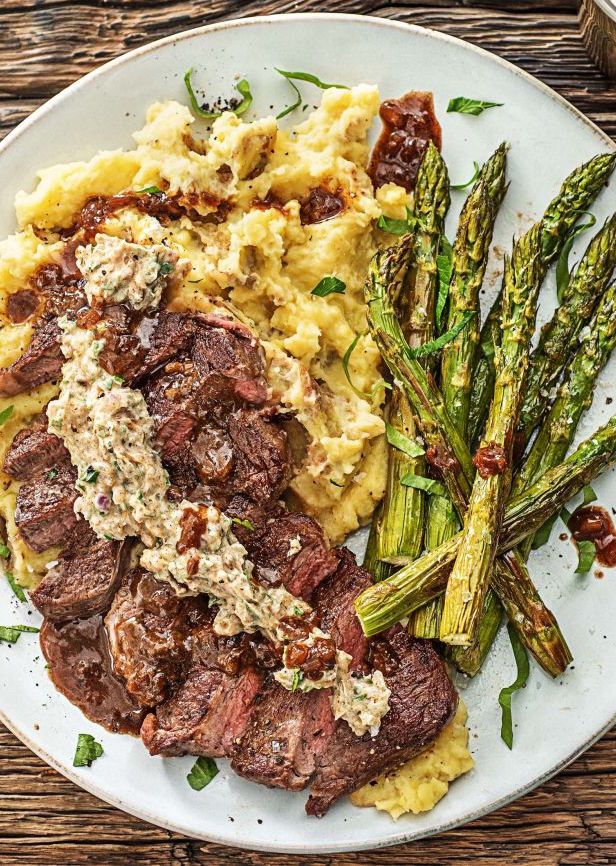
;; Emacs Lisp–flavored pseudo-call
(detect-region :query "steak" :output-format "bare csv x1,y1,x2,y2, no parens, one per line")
0,317,63,397
97,305,158,385
40,615,146,735
105,569,210,707
314,548,371,667
2,415,68,481
306,629,458,816
226,409,291,506
31,527,130,621
15,460,78,552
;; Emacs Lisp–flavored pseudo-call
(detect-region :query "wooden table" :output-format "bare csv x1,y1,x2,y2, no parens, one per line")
1,1,615,863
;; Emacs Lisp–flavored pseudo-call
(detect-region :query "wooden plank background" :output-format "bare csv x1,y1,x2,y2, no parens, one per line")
1,1,615,864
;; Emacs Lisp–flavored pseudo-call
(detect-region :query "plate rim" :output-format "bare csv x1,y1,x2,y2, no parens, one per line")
0,11,614,853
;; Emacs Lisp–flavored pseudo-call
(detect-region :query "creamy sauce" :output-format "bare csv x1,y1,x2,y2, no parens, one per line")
48,233,391,737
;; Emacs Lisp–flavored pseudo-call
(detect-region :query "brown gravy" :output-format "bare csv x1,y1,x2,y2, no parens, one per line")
368,91,442,192
567,504,616,568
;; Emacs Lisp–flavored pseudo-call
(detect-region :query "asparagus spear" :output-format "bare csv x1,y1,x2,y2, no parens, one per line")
440,226,544,646
372,147,450,569
516,214,616,449
414,144,508,640
355,413,616,636
468,153,616,448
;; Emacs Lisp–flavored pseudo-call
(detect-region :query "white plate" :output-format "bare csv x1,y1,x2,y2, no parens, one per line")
0,12,615,854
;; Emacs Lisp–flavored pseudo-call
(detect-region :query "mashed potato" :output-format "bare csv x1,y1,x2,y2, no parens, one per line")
0,84,414,581
350,700,474,818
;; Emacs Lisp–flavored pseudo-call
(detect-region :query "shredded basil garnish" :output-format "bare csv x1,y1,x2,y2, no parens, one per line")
556,213,596,304
0,405,14,427
311,276,346,297
582,484,597,506
6,572,26,603
342,333,389,401
275,69,348,119
575,539,596,574
0,624,39,644
184,69,253,120
499,623,529,749
135,186,163,195
451,161,481,190
403,311,475,360
531,512,558,550
231,517,255,531
385,423,424,459
377,208,424,237
187,756,219,790
291,669,303,692
447,97,504,116
73,733,104,767
435,235,453,330
400,473,447,497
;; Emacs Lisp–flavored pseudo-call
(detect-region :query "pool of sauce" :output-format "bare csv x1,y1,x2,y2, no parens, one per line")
473,442,508,479
567,504,616,568
368,91,442,192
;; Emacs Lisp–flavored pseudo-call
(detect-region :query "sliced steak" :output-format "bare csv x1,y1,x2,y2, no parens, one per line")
31,527,130,621
97,305,158,385
242,511,338,601
2,414,68,481
15,460,78,552
306,629,458,816
40,615,146,735
105,569,210,707
32,261,86,319
226,409,291,506
0,317,63,397
141,311,196,373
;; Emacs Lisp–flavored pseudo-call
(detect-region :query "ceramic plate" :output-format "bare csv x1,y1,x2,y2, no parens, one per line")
0,13,615,853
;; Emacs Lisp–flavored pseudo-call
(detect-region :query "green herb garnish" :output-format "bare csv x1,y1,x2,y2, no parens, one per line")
451,161,481,190
499,623,529,749
330,479,345,488
575,540,596,574
342,333,389,401
404,311,475,360
158,261,175,276
73,733,104,767
231,517,255,531
0,544,9,559
311,276,346,297
556,213,596,304
84,467,99,484
447,97,504,116
185,69,253,120
291,669,303,692
0,405,14,427
582,484,597,506
47,468,58,481
135,185,163,195
435,235,453,330
187,756,219,791
377,207,423,237
275,69,348,120
6,572,26,603
385,423,424,459
531,513,559,550
400,473,447,497
0,624,39,644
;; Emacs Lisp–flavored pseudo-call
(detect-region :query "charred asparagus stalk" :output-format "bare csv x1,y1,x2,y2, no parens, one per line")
355,414,616,636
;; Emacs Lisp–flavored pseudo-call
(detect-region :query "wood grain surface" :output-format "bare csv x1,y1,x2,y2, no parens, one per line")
1,1,615,864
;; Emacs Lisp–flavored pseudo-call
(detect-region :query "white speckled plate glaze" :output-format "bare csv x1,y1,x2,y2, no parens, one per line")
0,13,615,854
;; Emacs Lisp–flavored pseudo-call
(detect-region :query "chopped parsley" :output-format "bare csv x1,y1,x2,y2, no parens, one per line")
73,733,104,767
47,468,59,481
158,260,175,276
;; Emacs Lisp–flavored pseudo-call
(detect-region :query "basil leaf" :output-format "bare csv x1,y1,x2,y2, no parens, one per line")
231,517,254,531
185,69,253,120
435,235,453,330
275,69,348,119
135,186,162,195
404,311,476,360
451,161,480,191
343,333,390,401
311,276,346,297
531,512,559,550
447,97,504,116
385,423,424,458
582,484,597,506
499,623,530,749
73,733,104,767
0,624,39,644
400,473,447,497
575,539,596,574
0,405,14,427
187,756,219,791
555,213,596,304
6,572,26,603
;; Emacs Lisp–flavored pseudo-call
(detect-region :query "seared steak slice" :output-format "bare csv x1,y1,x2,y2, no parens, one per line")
0,317,63,397
306,630,458,816
142,311,196,373
242,511,338,601
227,409,291,506
141,662,262,758
31,528,129,621
40,615,146,735
105,569,210,707
230,683,334,791
97,305,158,385
32,261,86,319
15,461,78,552
2,415,68,481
